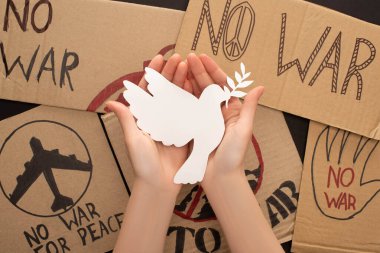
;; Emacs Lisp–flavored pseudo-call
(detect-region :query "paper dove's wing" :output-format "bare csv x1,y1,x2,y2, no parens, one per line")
144,68,196,101
123,68,199,147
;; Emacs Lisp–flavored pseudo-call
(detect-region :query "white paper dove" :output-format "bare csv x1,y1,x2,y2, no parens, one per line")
123,63,253,184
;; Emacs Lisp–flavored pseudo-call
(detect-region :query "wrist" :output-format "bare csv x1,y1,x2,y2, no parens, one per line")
199,168,283,253
133,178,180,202
117,178,179,253
201,166,246,191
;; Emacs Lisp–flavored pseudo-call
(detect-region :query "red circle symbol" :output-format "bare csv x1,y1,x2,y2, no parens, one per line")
86,44,176,112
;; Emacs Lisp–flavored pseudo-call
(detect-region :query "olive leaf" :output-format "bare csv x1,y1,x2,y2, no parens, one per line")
225,63,254,100
235,71,242,83
231,90,247,98
240,62,246,75
223,85,231,96
227,76,236,90
236,80,253,89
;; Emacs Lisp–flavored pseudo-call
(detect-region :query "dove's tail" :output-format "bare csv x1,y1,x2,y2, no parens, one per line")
174,146,208,184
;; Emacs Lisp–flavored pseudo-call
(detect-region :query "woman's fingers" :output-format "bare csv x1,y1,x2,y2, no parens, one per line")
139,54,165,90
172,61,188,88
187,65,202,97
187,53,214,92
199,54,227,86
183,79,193,94
105,101,140,141
221,97,242,125
161,53,182,82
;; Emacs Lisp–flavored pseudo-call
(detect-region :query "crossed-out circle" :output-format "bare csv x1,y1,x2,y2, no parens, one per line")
0,120,92,217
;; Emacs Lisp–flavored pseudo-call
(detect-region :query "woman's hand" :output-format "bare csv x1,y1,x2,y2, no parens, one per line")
186,53,283,253
106,53,190,194
186,53,264,184
109,53,193,253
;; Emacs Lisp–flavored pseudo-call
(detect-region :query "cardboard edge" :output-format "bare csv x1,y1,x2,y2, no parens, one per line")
292,241,373,253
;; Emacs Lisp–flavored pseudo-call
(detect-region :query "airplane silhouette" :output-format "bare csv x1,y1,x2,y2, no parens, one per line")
9,137,92,212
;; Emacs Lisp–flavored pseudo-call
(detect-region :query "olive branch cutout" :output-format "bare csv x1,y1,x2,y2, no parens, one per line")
223,63,254,108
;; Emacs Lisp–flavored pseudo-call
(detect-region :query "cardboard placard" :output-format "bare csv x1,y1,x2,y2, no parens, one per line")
0,0,183,112
102,105,303,251
0,106,129,253
292,121,380,253
175,0,380,140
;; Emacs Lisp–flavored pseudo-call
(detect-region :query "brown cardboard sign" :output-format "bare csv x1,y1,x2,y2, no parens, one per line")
102,105,303,251
175,0,380,140
0,106,129,253
0,0,183,112
292,121,380,253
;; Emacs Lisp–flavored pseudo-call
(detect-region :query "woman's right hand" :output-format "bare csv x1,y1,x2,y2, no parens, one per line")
186,53,283,253
186,53,264,184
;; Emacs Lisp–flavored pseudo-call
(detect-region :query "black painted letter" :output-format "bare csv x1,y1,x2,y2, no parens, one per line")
3,0,30,32
60,49,79,91
341,38,376,100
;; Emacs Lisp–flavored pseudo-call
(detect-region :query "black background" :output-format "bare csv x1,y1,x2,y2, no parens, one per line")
1,0,379,252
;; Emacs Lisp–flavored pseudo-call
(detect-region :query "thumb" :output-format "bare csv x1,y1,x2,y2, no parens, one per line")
238,86,264,132
105,101,139,140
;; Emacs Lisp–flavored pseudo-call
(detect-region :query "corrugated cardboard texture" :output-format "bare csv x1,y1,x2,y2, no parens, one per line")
0,106,129,252
175,0,380,140
102,105,303,252
292,121,380,253
0,0,183,112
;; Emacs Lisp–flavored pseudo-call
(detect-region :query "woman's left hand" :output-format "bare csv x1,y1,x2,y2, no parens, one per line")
106,53,191,194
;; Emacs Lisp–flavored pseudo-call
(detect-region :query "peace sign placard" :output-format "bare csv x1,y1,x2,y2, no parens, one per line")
176,0,380,140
